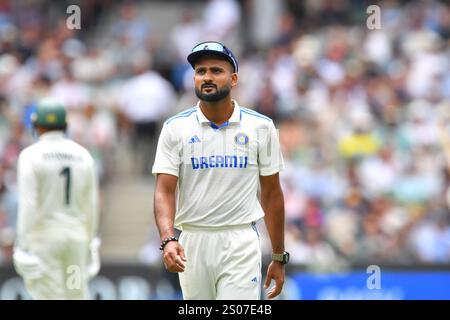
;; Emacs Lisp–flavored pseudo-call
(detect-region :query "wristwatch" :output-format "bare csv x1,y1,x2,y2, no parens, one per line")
272,251,290,264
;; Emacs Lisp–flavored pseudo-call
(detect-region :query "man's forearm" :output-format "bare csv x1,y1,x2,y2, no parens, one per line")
154,190,176,239
262,189,285,253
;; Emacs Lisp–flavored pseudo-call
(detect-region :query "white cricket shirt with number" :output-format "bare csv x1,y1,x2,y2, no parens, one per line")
152,100,284,229
16,131,98,250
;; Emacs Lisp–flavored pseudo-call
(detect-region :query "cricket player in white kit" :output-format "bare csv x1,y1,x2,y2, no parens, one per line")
13,99,100,299
153,41,289,300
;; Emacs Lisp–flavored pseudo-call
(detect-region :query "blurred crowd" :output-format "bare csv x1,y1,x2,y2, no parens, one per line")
1,0,450,269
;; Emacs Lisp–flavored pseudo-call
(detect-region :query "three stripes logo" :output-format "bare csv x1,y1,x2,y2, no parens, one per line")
188,135,201,144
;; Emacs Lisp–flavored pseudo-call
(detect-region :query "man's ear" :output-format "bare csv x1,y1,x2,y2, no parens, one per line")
231,73,238,88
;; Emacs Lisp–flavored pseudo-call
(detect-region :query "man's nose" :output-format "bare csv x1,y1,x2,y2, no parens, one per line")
202,71,213,81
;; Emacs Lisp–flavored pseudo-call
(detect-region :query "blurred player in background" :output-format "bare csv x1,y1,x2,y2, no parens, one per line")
13,98,100,299
153,41,288,300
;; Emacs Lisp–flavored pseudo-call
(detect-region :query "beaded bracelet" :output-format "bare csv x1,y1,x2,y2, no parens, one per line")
159,236,178,251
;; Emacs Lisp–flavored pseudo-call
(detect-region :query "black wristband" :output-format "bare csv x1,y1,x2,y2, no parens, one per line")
159,236,178,251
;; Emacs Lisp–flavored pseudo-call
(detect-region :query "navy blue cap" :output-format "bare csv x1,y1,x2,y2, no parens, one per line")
187,41,238,72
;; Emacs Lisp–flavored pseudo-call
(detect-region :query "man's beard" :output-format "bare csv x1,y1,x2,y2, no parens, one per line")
195,84,231,102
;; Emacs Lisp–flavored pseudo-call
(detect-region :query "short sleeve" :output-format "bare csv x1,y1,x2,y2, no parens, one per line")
258,121,284,176
152,123,181,177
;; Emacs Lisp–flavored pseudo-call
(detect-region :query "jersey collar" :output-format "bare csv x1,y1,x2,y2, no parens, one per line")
39,131,66,140
196,100,241,126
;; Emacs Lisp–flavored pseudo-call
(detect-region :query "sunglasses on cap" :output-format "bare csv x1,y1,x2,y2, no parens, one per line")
187,41,238,72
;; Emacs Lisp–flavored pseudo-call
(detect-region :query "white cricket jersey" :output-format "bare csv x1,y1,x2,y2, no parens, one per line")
16,131,98,250
152,100,284,229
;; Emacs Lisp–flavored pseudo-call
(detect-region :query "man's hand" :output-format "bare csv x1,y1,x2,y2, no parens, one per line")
163,241,187,272
13,248,44,279
264,261,285,299
87,237,101,279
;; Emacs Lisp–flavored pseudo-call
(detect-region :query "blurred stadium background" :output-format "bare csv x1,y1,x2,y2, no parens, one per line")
0,0,450,299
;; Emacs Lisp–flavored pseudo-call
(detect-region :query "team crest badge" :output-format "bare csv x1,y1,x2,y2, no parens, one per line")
235,133,249,145
46,114,57,123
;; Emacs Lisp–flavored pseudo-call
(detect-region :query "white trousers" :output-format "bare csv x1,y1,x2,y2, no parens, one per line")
178,223,262,300
21,230,90,300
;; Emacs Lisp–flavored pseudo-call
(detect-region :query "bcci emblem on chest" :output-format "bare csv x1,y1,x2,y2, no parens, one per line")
234,133,249,146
